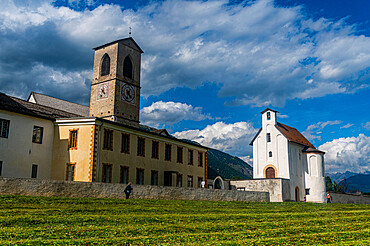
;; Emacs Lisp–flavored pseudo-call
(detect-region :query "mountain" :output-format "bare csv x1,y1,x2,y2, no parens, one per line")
207,148,253,180
327,171,362,183
338,174,370,193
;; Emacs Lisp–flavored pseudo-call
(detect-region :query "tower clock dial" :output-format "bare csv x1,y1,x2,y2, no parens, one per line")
121,83,136,104
97,83,108,100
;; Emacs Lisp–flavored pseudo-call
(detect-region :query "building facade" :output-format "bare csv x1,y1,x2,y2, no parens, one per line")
0,38,208,188
250,108,326,202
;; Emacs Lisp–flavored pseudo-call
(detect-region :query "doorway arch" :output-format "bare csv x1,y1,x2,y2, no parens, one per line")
295,186,300,201
263,165,277,179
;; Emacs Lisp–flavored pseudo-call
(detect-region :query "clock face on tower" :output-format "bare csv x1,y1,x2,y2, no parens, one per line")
121,83,136,104
97,83,108,100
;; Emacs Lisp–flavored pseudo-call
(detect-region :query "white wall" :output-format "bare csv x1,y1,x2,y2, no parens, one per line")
304,153,325,202
0,110,54,179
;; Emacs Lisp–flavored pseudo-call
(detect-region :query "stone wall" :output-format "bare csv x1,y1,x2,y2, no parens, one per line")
329,192,370,204
230,178,291,202
0,177,269,202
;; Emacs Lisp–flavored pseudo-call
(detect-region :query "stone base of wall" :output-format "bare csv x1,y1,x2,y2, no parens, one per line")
230,179,291,202
0,178,269,202
330,192,370,204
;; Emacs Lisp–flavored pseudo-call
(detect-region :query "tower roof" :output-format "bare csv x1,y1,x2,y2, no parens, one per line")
261,108,278,114
93,37,144,53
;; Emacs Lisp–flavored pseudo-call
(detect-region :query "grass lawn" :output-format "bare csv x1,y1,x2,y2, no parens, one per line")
0,195,369,245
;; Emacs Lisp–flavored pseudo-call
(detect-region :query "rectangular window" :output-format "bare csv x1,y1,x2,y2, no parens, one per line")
121,134,130,153
267,133,271,142
305,189,310,195
151,170,158,186
66,163,76,181
165,144,172,161
68,129,78,149
269,151,272,157
188,150,194,165
151,141,159,159
137,137,145,156
103,129,113,150
198,177,204,188
0,119,10,138
0,161,2,176
187,175,193,188
176,174,182,187
32,126,43,144
198,152,203,167
136,168,144,185
177,147,183,163
120,166,129,184
102,164,112,183
31,164,38,178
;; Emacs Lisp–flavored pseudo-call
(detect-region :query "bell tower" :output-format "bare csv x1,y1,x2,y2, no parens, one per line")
89,37,143,127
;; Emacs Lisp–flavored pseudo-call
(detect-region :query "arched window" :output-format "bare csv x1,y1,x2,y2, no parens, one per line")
101,54,110,76
123,56,133,79
267,112,271,120
269,151,272,157
265,167,275,179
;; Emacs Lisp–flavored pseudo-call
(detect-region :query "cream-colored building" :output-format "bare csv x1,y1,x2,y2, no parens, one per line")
0,38,208,187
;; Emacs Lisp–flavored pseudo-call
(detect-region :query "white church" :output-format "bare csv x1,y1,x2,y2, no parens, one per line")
231,108,326,203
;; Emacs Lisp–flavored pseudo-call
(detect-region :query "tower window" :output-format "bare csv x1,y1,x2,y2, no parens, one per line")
267,112,271,120
101,54,110,76
269,151,272,157
123,56,133,79
267,133,271,142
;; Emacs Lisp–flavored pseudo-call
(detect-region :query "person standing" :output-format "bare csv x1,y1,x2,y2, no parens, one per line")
326,191,331,203
124,183,133,199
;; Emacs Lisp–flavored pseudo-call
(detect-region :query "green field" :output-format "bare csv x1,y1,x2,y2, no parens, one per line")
0,195,369,245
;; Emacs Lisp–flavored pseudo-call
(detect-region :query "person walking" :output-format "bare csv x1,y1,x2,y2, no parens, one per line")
326,191,331,203
124,183,133,199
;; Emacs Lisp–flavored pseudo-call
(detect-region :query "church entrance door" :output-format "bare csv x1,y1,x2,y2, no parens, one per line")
265,167,275,178
295,187,300,201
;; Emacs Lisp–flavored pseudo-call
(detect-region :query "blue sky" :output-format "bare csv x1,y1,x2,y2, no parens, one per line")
0,0,369,173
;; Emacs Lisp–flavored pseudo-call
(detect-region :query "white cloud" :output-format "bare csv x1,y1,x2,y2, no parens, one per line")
173,121,258,157
363,122,370,131
140,101,211,127
340,123,354,129
319,134,370,173
0,0,369,106
303,120,342,141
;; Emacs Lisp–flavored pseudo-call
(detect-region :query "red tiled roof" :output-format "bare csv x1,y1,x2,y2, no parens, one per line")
276,122,315,148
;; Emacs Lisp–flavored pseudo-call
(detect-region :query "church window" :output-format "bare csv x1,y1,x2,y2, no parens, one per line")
176,174,183,187
151,141,159,159
188,150,194,165
265,167,275,179
177,147,183,163
68,129,78,149
269,151,272,157
103,129,113,151
198,152,203,167
187,175,193,188
267,112,271,120
136,168,144,185
305,189,310,195
101,54,110,76
0,118,10,138
121,133,130,153
267,133,271,142
102,164,112,183
66,163,76,181
151,170,158,185
165,144,172,161
123,56,133,79
137,137,145,156
120,166,129,184
31,164,38,178
32,126,43,144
